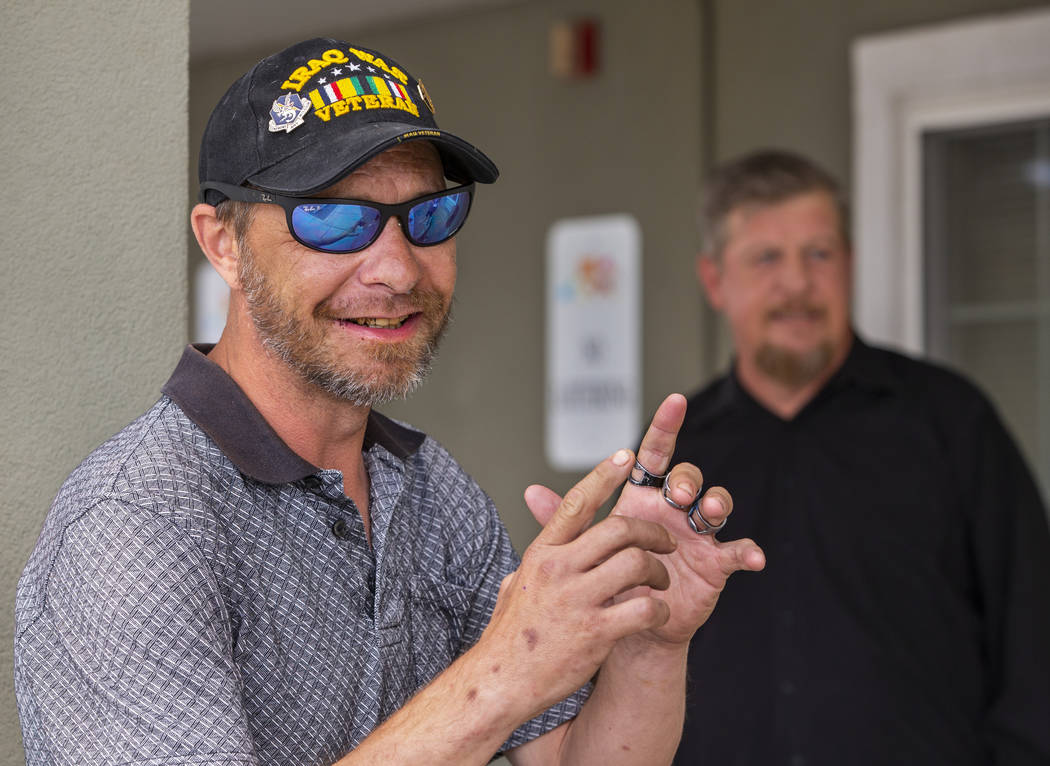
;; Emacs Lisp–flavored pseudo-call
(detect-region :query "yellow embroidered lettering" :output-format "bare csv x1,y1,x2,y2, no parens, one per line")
390,66,408,85
332,100,350,116
314,105,333,122
362,94,380,109
283,53,348,90
281,66,312,91
348,96,364,111
322,49,349,64
378,94,395,109
348,47,373,64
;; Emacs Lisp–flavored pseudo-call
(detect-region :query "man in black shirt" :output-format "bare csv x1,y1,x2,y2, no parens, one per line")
672,149,1050,765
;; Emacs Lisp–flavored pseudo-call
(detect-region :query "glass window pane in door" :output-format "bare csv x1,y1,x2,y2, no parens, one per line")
923,117,1050,504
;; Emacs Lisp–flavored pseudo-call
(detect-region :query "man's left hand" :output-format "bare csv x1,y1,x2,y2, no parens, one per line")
525,394,765,647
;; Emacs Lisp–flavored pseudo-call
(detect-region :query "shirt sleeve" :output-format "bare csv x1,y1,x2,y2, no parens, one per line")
14,498,259,766
961,399,1050,764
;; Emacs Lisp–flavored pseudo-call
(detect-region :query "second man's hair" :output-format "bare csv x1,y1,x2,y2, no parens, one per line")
700,150,849,257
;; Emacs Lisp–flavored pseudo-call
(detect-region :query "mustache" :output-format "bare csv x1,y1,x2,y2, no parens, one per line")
315,288,448,320
764,300,828,320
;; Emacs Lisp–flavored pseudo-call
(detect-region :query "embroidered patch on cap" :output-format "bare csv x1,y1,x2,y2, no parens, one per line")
272,45,431,127
268,93,311,133
307,74,419,122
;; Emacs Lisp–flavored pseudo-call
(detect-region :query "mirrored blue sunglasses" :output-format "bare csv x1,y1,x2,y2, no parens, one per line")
200,181,475,254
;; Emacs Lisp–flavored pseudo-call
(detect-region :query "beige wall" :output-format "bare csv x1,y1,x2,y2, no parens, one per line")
189,0,710,551
712,0,1048,178
0,1,189,762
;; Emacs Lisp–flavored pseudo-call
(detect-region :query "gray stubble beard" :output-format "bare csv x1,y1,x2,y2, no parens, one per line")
238,247,450,408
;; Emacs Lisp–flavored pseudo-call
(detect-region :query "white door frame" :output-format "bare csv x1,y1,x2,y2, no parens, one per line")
852,8,1050,353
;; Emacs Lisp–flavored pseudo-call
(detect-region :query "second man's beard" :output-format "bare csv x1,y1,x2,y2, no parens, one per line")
753,341,835,390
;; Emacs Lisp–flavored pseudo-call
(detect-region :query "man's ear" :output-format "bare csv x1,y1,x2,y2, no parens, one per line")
696,252,725,311
190,203,242,290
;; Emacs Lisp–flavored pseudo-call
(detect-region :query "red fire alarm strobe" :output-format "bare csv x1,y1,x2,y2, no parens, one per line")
549,18,600,79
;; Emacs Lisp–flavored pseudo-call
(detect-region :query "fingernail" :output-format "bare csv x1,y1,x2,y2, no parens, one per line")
612,449,631,466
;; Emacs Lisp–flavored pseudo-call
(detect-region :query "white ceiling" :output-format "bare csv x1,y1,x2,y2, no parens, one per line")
191,0,521,61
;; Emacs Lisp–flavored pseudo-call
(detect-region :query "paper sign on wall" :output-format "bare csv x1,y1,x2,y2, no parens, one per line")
546,215,641,470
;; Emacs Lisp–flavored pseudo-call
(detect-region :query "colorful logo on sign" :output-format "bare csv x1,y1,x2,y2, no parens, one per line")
576,256,617,296
556,255,618,302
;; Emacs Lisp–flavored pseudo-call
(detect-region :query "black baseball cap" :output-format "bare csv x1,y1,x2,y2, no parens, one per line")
198,38,499,204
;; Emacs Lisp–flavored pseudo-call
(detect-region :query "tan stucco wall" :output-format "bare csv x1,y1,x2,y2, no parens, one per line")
1,1,189,762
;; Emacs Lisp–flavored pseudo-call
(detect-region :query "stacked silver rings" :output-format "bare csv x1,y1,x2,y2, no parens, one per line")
628,460,666,488
630,460,726,536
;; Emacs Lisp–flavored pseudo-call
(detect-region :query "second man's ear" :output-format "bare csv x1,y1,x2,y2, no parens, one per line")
696,252,725,311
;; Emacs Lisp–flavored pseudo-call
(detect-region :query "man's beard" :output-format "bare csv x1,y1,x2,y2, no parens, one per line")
237,247,451,407
753,300,834,389
754,342,834,389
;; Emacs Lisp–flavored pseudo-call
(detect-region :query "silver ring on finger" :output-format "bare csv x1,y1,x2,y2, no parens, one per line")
687,496,727,536
629,459,666,488
661,474,697,511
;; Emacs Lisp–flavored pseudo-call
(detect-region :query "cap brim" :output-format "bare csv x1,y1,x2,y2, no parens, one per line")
247,122,498,195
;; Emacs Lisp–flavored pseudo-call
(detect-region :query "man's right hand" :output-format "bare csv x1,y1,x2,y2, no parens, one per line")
473,448,680,721
331,449,701,766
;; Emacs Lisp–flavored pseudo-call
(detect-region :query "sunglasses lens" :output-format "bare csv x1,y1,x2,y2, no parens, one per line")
407,191,471,245
291,203,381,252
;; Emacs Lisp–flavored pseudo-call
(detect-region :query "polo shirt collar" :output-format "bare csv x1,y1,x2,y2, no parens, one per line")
824,334,902,396
690,331,900,425
161,345,425,484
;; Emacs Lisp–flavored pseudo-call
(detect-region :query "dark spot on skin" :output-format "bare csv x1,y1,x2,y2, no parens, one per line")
467,688,477,701
491,664,501,673
622,744,631,751
523,628,539,650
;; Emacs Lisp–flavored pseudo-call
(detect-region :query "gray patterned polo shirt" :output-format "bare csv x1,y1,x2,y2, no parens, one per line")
15,345,586,765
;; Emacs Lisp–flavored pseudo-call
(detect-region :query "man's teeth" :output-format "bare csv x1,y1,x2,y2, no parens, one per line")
347,316,408,328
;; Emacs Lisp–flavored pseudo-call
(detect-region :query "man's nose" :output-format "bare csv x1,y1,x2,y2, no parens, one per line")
355,217,423,293
779,250,813,293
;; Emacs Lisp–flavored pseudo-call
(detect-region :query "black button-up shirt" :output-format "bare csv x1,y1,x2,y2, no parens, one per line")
671,338,1050,766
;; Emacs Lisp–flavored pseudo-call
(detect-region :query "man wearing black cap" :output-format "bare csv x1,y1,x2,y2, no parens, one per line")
14,39,764,765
